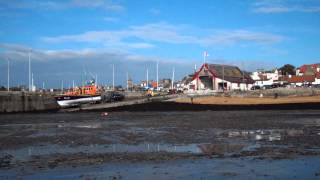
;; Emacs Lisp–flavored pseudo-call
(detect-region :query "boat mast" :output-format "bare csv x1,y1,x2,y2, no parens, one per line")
146,68,149,88
61,80,64,93
95,74,98,87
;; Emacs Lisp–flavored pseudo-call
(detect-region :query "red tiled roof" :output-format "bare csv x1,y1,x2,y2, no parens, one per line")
299,64,320,74
287,75,315,83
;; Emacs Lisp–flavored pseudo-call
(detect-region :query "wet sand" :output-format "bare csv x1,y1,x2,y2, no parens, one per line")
175,95,320,105
1,110,320,179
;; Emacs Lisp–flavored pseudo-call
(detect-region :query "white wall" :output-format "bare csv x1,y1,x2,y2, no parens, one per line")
188,77,252,91
313,78,320,84
254,79,273,86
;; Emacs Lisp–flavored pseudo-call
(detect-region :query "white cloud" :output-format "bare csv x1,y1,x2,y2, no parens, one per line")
202,30,283,45
42,22,284,48
253,0,320,13
0,0,124,12
0,43,32,53
126,43,155,49
71,0,124,11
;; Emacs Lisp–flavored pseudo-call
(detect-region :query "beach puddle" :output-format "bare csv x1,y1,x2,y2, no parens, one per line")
0,142,258,162
225,129,309,142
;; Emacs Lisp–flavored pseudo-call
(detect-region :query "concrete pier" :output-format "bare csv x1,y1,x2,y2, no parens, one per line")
0,92,59,113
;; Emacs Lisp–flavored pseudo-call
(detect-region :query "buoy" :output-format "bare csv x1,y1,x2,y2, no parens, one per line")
101,112,108,116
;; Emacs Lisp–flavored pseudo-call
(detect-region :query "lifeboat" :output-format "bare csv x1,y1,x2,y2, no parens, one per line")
55,80,101,108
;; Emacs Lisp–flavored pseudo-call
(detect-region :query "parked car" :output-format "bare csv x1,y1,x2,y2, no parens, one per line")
168,89,177,94
250,85,261,90
312,84,320,88
101,91,125,102
271,84,280,89
262,85,273,89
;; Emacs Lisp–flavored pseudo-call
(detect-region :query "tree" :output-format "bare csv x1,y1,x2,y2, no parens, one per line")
279,64,296,75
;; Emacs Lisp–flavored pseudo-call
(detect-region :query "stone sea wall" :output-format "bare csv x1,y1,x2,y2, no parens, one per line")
0,92,59,113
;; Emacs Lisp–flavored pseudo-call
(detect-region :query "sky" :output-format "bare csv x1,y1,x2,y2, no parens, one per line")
0,0,320,88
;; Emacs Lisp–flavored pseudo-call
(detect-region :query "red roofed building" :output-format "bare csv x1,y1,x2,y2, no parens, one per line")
188,63,254,91
296,64,320,76
287,75,315,84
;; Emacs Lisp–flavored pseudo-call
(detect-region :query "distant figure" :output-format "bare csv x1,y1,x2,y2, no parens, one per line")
191,97,194,104
274,93,278,99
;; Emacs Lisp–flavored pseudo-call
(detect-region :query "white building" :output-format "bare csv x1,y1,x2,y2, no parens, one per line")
187,63,254,91
251,69,280,87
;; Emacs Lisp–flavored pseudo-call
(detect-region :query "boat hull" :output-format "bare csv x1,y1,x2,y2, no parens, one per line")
55,95,101,108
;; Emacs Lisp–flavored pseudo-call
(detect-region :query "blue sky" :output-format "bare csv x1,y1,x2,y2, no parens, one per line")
0,0,320,88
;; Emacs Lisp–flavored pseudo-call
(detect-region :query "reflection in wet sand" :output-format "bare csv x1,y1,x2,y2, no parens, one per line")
198,144,245,155
227,129,306,142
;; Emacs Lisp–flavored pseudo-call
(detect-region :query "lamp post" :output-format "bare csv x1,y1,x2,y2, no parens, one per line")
171,67,175,90
28,49,32,92
112,64,115,91
7,58,10,92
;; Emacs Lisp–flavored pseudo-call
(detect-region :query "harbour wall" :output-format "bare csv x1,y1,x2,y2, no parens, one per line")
0,92,59,113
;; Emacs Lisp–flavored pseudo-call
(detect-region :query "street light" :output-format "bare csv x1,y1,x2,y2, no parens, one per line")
28,49,32,92
7,58,10,92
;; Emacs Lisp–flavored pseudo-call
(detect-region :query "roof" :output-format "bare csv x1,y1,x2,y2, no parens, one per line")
287,75,315,83
194,63,254,84
299,64,320,75
182,74,194,84
258,74,269,81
